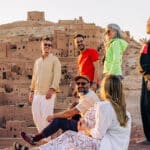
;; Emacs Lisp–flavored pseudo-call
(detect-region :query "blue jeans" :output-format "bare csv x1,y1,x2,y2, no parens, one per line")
42,118,78,138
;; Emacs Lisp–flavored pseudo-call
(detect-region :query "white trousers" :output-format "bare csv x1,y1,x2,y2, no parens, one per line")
32,94,56,133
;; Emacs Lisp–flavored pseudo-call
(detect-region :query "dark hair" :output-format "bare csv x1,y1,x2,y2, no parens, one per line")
74,34,85,39
41,36,52,41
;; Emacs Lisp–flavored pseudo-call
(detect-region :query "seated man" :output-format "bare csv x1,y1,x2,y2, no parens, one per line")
21,75,100,145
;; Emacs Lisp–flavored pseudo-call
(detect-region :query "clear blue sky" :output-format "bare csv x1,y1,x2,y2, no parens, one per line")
0,0,149,40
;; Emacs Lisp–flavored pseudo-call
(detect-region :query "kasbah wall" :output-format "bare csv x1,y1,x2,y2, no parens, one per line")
0,11,142,148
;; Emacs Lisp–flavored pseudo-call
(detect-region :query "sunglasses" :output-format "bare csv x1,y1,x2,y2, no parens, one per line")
77,40,83,44
105,30,111,35
76,82,87,86
44,43,52,47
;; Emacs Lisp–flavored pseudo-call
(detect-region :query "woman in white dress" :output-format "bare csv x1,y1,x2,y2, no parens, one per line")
39,74,131,150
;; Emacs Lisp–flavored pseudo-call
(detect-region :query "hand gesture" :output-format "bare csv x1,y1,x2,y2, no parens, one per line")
77,118,86,131
28,92,34,103
147,80,150,91
77,118,90,136
46,115,54,123
46,88,55,99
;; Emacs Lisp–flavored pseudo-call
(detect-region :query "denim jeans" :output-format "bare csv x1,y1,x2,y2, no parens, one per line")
42,118,78,138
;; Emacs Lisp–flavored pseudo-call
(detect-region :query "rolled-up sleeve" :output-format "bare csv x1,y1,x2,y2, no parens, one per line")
30,62,36,91
50,57,61,92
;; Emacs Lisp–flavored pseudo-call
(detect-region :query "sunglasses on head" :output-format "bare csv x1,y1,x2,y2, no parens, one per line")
76,82,87,86
44,43,52,47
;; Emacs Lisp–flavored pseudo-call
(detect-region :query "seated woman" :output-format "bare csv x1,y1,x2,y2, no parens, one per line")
18,74,131,150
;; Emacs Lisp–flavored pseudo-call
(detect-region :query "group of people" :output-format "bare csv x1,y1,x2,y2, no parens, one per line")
13,19,150,150
20,74,131,150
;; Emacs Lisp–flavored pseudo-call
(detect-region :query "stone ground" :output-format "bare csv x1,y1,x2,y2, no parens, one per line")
125,90,150,150
1,89,150,150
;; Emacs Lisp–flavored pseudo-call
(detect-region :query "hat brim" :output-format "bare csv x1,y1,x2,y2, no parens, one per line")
74,75,90,83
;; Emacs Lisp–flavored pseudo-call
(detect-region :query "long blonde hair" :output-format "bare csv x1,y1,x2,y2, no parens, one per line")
100,74,128,127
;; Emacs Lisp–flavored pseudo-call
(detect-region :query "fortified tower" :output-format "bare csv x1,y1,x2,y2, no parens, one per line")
27,11,45,21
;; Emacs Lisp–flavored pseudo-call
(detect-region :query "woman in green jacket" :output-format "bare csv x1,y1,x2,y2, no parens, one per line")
103,23,128,79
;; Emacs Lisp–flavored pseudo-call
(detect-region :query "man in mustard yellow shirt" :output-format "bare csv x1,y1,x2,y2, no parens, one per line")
29,37,61,135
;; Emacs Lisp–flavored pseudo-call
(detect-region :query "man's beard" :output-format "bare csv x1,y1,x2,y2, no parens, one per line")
78,44,85,51
78,87,89,95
